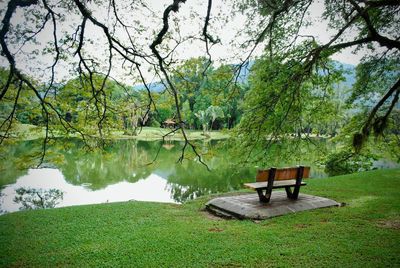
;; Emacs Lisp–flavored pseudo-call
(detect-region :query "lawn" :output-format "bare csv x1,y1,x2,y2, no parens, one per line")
5,123,230,141
0,169,399,267
114,126,230,140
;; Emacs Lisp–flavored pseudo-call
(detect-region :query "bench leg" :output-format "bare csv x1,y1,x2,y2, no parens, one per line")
285,186,293,199
256,189,272,203
291,185,300,199
256,168,275,203
285,186,300,200
286,166,304,200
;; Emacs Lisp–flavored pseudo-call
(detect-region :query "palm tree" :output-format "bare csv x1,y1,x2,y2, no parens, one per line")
206,105,224,130
194,110,210,135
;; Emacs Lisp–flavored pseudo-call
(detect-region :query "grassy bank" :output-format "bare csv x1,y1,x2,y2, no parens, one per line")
6,123,230,141
1,169,399,267
114,127,230,140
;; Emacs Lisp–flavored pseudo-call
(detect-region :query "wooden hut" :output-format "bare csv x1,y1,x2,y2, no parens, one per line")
163,118,176,128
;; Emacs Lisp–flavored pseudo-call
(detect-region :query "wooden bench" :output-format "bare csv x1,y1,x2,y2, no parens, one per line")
244,166,310,203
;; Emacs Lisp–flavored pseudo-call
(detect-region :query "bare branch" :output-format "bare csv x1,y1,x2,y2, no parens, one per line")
150,0,209,169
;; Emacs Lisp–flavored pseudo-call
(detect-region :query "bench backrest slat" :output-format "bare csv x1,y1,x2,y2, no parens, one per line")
256,166,310,182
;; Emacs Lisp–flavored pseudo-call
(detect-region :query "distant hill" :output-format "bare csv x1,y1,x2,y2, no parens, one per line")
337,62,356,88
132,61,356,93
233,60,255,84
133,82,165,93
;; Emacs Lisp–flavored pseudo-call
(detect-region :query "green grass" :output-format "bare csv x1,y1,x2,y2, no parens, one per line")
2,123,44,140
113,127,230,140
7,123,230,141
1,169,399,267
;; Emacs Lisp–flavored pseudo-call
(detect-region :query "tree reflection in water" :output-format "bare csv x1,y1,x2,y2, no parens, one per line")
13,187,63,210
1,138,334,204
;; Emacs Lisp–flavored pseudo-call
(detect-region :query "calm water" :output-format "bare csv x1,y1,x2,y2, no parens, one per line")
0,138,395,213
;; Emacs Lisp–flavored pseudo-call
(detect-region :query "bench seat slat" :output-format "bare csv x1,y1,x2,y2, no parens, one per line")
243,179,306,190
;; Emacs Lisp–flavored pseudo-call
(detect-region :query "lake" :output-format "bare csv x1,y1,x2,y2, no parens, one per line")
0,138,395,213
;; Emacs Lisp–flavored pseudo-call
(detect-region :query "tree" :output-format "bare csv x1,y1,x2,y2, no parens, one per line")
0,0,210,166
181,100,195,129
194,110,210,135
0,0,399,165
234,52,345,162
234,0,399,153
172,57,212,113
0,68,43,133
206,105,224,130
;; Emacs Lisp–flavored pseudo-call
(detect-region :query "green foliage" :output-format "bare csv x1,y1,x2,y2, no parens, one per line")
234,52,345,163
155,106,174,124
234,0,400,158
166,57,244,131
0,67,149,142
344,57,400,151
206,105,224,130
181,100,195,128
56,75,126,135
325,150,378,177
0,68,42,127
194,110,210,134
0,0,398,169
348,58,399,106
0,57,245,142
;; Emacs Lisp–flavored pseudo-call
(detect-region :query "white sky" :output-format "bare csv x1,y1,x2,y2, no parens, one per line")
0,0,381,84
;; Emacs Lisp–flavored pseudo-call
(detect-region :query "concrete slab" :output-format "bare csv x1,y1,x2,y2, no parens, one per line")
206,191,340,220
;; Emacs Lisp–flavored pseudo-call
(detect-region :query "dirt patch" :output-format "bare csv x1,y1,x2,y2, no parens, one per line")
320,218,330,223
201,210,225,221
208,227,224,232
294,223,310,229
377,219,400,230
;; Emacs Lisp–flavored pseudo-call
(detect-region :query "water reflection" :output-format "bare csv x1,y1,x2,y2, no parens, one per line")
14,187,63,210
0,138,344,213
1,169,175,213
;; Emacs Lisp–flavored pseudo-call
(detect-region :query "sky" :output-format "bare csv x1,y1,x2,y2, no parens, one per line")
0,0,382,84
